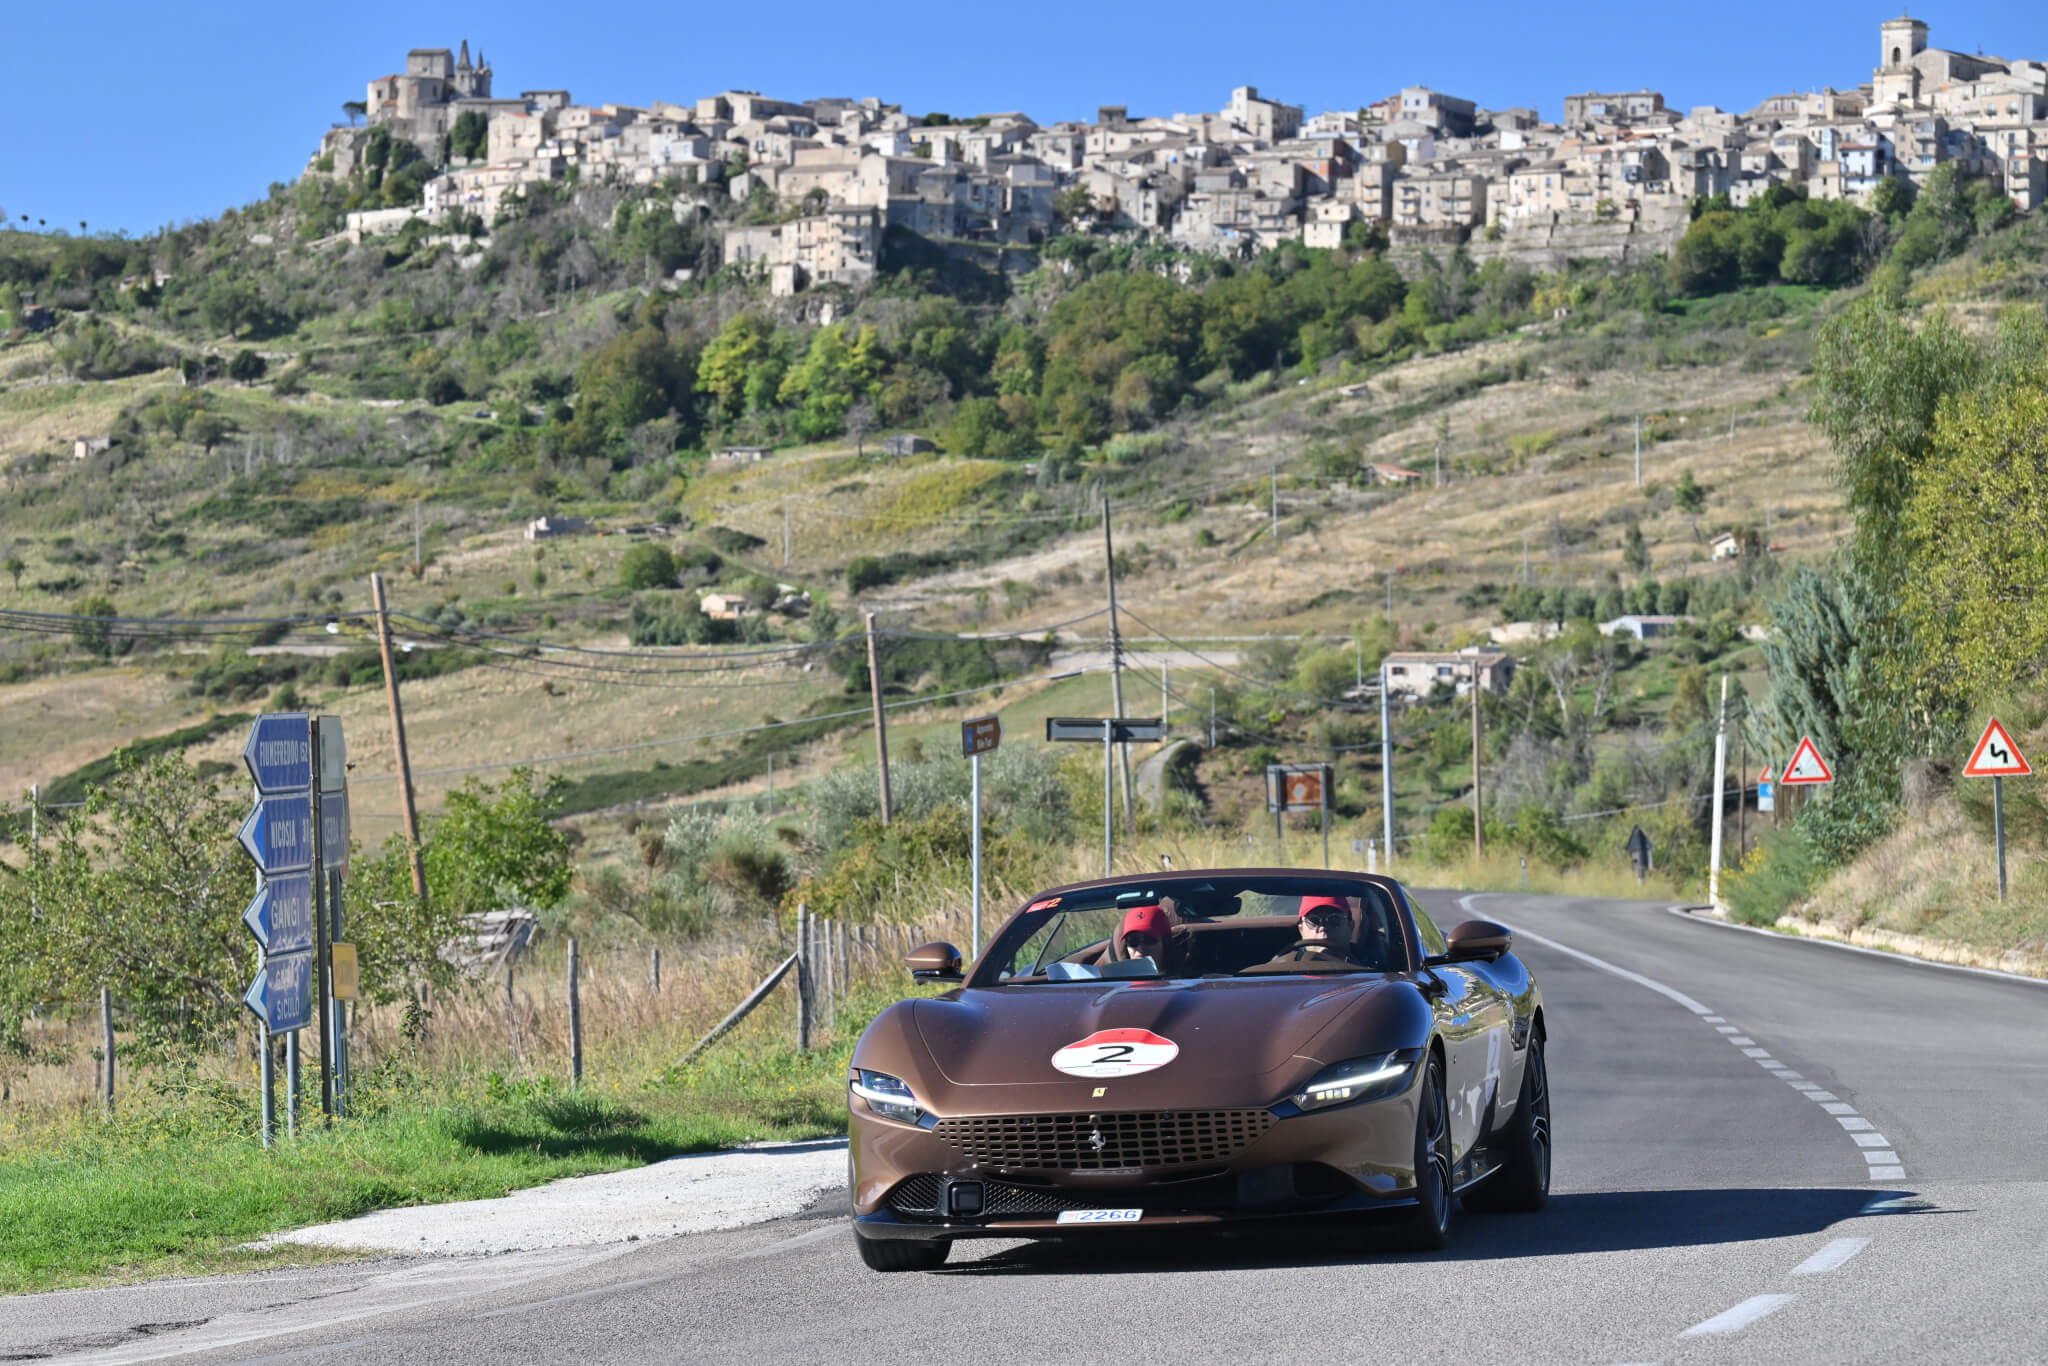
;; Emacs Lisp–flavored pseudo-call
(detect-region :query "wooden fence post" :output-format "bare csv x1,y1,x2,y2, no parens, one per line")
651,947,661,993
796,903,813,1051
567,939,583,1086
100,986,114,1117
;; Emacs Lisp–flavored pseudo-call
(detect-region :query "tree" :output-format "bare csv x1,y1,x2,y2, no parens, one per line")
1899,381,2048,698
186,411,230,452
342,100,367,127
619,543,678,590
227,348,267,383
3,556,23,591
74,594,117,657
449,110,489,162
1622,521,1652,575
1673,468,1706,515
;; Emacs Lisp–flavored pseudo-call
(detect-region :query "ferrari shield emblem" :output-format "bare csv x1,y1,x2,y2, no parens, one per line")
1052,1028,1179,1078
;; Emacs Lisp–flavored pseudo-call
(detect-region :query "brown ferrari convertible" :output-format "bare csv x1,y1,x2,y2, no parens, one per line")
847,869,1549,1270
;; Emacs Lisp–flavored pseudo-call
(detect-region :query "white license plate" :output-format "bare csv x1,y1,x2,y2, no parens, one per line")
1056,1208,1142,1224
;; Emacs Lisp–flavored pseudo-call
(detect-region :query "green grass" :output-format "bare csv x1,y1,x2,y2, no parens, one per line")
0,1001,890,1294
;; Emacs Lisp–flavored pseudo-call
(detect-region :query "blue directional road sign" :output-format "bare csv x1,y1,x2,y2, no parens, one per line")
243,950,314,1034
242,873,314,954
243,713,312,793
239,793,313,874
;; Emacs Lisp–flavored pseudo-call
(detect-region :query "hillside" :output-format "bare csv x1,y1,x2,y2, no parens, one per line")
3,179,2045,931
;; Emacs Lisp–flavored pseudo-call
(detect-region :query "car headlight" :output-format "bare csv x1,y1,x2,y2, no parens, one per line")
850,1069,923,1125
1287,1050,1420,1113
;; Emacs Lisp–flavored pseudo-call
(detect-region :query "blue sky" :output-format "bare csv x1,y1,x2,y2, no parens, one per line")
3,0,2038,236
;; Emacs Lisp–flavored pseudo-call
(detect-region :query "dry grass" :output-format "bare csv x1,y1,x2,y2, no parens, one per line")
1796,796,2048,967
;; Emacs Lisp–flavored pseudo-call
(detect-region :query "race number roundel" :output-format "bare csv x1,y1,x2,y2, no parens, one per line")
1052,1028,1179,1078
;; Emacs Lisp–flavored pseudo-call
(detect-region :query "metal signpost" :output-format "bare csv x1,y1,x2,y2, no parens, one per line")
1757,763,1775,814
1625,824,1653,884
238,712,351,1140
961,716,1001,957
1962,718,2031,904
317,715,351,1116
1267,763,1336,867
1046,717,1165,876
239,713,312,1147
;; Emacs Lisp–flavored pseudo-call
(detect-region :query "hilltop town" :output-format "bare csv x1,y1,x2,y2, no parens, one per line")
312,17,2046,292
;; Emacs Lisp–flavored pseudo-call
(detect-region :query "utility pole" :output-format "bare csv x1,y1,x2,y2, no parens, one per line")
1355,636,1363,691
1634,415,1643,488
1209,687,1217,749
1102,503,1134,831
1708,676,1730,908
28,783,37,919
782,499,791,568
1470,659,1485,860
864,612,893,825
1380,662,1395,868
1160,661,1168,726
1435,440,1444,488
1522,532,1530,585
1384,569,1394,623
1269,463,1280,551
1736,730,1747,865
413,500,423,569
370,573,427,903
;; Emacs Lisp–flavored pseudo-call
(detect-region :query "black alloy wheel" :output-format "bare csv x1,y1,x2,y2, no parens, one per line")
1393,1054,1453,1251
1466,1033,1550,1213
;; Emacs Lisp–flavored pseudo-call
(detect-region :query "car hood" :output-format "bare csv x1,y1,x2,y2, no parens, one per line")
909,975,1406,1109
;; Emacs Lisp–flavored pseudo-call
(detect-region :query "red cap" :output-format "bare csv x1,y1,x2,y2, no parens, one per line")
1297,896,1349,920
1119,905,1172,942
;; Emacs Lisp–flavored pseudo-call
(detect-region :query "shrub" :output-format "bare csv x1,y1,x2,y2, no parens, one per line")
619,543,678,591
1723,825,1822,926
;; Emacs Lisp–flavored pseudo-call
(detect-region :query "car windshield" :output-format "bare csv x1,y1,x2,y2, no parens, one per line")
976,876,1409,985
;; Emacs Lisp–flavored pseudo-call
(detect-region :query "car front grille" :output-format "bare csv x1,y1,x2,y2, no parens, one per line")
933,1109,1275,1172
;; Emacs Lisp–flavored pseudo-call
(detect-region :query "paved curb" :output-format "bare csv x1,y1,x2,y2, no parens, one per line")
1664,903,2048,989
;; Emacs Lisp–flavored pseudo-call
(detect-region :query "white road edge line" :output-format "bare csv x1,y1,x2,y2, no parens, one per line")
1663,904,2048,989
1791,1237,1870,1275
1680,1293,1798,1337
1459,895,1713,1014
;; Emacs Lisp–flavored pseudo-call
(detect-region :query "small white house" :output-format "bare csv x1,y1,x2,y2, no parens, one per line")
1601,614,1694,640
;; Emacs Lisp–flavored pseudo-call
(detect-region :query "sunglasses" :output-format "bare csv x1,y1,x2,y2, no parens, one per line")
1303,910,1349,928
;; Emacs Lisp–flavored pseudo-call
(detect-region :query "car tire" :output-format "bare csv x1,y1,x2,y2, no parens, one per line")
854,1230,952,1272
1465,1034,1551,1213
1392,1053,1453,1251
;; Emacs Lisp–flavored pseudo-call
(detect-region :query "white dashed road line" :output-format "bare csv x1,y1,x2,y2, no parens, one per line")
1790,1237,1871,1275
1680,1293,1799,1337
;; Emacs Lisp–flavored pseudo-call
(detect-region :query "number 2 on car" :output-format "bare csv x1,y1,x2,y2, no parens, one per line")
1051,1028,1179,1078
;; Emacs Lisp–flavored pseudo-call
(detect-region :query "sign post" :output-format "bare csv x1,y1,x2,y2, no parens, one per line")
1267,764,1335,868
1962,718,2031,904
1625,825,1653,884
239,714,313,1145
1046,717,1165,877
1756,763,1775,814
961,717,1001,958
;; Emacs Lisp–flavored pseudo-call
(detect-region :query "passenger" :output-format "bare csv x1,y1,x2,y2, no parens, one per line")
1270,896,1357,966
1115,904,1174,968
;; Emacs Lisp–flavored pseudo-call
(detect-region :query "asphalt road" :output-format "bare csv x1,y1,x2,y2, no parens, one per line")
9,892,2048,1365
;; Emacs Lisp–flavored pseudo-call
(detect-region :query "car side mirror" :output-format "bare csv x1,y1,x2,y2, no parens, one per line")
907,941,964,982
1440,919,1512,963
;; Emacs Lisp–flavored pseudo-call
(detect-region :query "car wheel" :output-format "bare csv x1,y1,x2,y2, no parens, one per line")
854,1231,952,1272
1393,1053,1453,1251
1465,1034,1551,1213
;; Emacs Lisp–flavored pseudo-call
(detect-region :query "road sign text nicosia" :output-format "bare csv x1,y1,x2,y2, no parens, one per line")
239,794,313,873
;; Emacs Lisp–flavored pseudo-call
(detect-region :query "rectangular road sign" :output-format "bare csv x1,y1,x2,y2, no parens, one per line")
318,715,347,793
239,793,313,874
331,943,360,1001
1266,763,1333,812
320,788,351,874
1045,716,1166,744
961,716,1002,758
243,713,312,794
242,874,314,954
243,949,314,1034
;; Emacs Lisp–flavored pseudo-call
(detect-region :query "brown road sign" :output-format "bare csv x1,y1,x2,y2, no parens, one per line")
961,716,1002,758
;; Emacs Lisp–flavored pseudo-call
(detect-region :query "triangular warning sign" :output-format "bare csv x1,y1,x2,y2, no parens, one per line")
1757,764,1774,783
1781,736,1834,785
1963,717,2032,778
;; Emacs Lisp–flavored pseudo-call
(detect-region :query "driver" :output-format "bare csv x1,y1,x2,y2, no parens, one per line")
1115,904,1174,967
1269,896,1356,966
